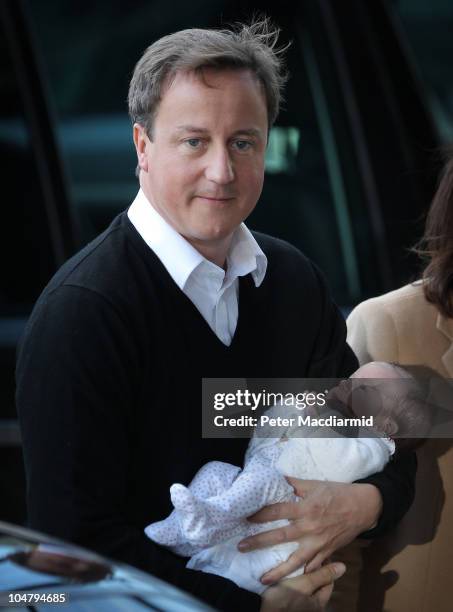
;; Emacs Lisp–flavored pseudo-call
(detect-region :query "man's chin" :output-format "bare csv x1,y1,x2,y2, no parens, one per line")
184,227,235,245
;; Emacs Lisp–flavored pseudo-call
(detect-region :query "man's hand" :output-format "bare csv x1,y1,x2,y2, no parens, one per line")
260,562,346,611
239,478,382,584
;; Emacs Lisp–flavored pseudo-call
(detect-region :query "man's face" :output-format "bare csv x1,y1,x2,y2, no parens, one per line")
134,68,268,257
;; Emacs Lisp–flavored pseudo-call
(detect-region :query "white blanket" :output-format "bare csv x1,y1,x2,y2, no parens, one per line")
146,424,394,594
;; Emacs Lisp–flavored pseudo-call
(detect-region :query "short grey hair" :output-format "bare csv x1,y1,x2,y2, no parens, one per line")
128,18,288,138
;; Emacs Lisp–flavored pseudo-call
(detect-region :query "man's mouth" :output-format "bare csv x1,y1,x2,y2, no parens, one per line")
195,195,235,202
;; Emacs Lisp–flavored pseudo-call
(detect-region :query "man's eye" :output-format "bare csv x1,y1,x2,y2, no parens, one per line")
185,138,202,148
233,140,252,151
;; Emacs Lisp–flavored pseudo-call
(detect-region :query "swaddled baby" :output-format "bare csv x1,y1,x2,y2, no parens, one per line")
145,361,432,593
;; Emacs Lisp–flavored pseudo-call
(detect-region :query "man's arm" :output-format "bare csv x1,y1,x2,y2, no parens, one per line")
15,285,261,611
236,261,416,582
346,297,418,535
355,437,417,537
305,262,416,534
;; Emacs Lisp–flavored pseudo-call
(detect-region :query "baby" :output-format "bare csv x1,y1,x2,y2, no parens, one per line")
145,361,433,593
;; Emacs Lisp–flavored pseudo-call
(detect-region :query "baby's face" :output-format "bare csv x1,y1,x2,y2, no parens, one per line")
331,362,411,424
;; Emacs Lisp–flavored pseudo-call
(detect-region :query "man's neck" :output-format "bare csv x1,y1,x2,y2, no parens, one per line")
184,235,232,270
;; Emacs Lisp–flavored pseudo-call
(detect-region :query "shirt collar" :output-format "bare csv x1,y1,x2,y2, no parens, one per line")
226,224,267,288
127,189,267,290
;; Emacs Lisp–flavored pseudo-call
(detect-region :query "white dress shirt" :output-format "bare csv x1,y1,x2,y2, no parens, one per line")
127,190,267,346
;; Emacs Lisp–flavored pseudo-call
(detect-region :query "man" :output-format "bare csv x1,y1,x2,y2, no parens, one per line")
16,20,416,611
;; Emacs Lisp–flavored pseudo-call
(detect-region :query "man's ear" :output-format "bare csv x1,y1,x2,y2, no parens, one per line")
381,416,398,438
133,123,149,172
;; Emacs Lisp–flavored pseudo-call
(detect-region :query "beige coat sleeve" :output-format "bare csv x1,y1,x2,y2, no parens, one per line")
346,299,399,366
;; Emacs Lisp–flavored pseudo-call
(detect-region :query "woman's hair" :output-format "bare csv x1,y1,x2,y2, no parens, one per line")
414,153,453,316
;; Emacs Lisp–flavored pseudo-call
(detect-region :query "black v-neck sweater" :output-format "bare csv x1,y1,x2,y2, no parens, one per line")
16,212,416,610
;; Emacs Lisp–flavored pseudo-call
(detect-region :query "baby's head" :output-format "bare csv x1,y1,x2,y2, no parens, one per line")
333,361,435,454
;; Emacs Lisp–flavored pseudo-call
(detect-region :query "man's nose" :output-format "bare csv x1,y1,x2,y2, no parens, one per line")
204,146,235,184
